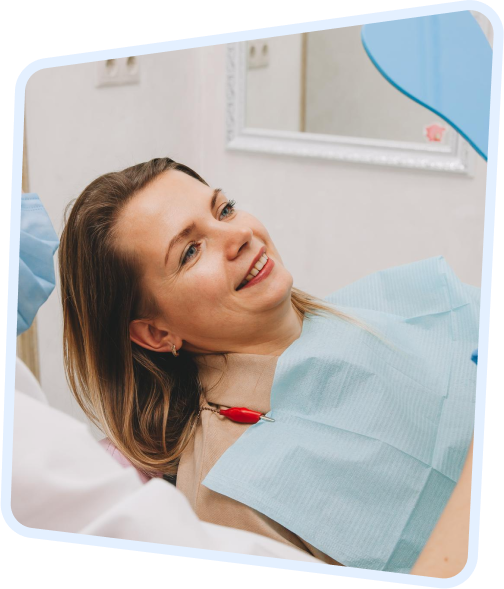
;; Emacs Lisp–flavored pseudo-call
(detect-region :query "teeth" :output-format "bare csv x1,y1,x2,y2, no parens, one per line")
237,253,269,290
250,253,268,275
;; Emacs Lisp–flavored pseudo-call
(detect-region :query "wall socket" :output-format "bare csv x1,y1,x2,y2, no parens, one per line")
96,57,140,87
247,40,270,69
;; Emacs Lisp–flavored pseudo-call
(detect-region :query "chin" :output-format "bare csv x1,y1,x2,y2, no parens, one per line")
261,271,293,309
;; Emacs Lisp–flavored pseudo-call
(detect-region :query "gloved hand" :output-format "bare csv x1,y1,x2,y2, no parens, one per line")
17,193,59,336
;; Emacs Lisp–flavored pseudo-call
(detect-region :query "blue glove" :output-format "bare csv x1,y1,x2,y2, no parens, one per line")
17,193,59,336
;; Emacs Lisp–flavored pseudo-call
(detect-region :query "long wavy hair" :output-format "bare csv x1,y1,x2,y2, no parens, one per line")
59,157,359,478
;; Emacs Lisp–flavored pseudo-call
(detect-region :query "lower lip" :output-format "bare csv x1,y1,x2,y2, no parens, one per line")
240,257,275,290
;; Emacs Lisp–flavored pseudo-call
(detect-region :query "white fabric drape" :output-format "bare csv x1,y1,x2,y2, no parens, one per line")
11,359,321,563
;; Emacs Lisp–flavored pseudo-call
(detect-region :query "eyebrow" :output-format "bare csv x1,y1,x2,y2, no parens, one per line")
164,188,222,266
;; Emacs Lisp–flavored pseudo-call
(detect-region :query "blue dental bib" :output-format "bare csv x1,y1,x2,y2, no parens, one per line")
202,257,479,573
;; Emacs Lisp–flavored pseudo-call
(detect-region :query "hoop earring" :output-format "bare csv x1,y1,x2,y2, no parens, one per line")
171,344,179,357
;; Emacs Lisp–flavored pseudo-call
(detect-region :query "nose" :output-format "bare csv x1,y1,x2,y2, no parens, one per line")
222,223,253,260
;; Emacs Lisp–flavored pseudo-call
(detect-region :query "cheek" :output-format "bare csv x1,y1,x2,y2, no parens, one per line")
171,266,227,310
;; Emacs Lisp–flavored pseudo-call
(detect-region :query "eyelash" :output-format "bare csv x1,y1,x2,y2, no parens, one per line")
181,199,237,266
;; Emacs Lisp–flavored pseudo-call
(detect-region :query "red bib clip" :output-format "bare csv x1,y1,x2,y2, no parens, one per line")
219,407,275,424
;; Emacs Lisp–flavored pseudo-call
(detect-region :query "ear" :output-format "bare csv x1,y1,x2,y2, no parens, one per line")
129,319,183,353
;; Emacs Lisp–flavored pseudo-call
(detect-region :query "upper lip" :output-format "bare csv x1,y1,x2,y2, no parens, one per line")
236,246,267,290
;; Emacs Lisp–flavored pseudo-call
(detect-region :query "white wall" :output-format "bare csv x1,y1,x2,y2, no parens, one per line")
245,34,302,131
24,40,487,423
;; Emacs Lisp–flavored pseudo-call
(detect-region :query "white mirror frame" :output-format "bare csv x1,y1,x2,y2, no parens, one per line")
226,42,475,175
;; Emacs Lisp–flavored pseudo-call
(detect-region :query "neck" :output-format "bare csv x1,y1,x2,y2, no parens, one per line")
238,303,304,356
185,300,304,357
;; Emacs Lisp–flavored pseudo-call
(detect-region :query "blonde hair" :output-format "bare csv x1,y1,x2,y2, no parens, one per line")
60,157,358,478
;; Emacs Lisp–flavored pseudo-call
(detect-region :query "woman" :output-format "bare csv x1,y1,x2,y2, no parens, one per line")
60,157,478,575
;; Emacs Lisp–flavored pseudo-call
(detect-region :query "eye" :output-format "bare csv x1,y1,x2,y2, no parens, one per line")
219,199,237,220
181,242,201,266
179,200,237,268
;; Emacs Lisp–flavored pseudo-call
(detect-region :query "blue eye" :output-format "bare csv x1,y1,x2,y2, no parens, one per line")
182,242,201,265
220,199,236,220
180,200,237,268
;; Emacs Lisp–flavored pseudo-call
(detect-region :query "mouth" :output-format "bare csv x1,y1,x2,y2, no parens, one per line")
235,247,274,291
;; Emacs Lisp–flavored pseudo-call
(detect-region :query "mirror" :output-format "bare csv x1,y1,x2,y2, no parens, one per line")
246,27,452,142
227,14,492,174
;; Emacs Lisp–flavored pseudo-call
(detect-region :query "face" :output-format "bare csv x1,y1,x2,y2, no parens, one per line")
115,169,294,354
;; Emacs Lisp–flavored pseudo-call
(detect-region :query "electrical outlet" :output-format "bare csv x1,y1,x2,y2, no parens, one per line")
247,40,270,69
96,56,140,87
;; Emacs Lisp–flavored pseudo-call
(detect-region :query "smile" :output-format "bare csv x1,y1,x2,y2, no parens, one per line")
236,251,274,291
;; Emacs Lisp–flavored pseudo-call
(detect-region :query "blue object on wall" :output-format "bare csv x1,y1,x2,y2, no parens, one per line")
471,349,478,365
361,11,492,160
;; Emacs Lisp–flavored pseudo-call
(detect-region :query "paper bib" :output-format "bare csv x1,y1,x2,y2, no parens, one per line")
203,257,479,573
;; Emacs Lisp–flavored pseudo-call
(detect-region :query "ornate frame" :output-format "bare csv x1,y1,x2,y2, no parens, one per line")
226,42,475,175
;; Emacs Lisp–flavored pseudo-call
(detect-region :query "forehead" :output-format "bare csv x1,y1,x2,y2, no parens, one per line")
128,169,208,216
114,169,210,256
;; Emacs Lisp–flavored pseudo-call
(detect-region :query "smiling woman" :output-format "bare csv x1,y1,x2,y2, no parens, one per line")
59,156,352,476
59,156,478,573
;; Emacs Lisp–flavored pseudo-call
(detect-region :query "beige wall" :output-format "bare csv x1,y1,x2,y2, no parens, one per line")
25,41,487,422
